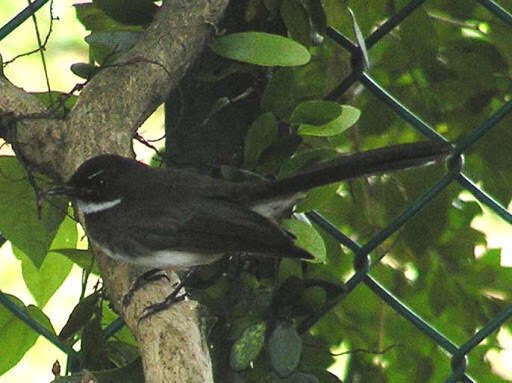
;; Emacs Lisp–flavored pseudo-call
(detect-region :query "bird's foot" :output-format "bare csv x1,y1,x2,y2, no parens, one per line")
137,270,195,323
122,268,170,308
138,287,188,323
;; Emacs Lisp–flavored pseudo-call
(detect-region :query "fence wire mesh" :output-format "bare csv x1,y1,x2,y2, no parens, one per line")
0,0,50,42
306,1,512,382
1,1,512,382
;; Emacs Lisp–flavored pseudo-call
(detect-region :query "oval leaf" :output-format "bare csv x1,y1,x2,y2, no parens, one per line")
290,100,343,125
268,322,302,378
244,112,278,169
291,101,360,137
70,63,97,79
210,32,310,67
230,322,266,371
281,0,312,47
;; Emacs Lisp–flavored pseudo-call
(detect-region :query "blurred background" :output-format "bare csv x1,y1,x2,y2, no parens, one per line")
0,1,511,382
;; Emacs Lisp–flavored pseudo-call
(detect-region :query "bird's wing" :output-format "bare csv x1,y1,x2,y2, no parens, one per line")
119,198,310,258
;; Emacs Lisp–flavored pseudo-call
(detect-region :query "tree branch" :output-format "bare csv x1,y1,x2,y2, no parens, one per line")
0,0,230,381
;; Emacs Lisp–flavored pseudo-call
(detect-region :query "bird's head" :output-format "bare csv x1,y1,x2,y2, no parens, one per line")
48,154,147,208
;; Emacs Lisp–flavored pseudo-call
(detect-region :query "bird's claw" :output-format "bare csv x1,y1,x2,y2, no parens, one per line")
122,268,170,307
138,289,188,323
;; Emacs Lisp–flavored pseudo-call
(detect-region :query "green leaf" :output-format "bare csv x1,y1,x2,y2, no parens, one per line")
262,67,299,119
229,322,266,371
348,8,369,69
94,0,157,26
280,0,312,47
261,64,328,120
268,322,302,378
85,31,141,63
290,100,343,125
290,101,360,137
398,6,438,69
210,32,311,67
51,248,99,275
0,156,67,267
0,294,54,375
244,112,278,169
74,3,143,32
282,219,326,263
14,214,76,307
70,63,97,79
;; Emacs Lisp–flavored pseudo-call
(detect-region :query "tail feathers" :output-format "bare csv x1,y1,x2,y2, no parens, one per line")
249,141,451,200
271,243,314,260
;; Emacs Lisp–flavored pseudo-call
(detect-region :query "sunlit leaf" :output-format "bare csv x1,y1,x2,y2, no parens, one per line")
210,32,310,67
290,101,360,136
14,214,77,307
0,157,67,267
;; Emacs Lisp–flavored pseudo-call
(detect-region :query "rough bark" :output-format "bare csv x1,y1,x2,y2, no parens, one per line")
0,0,230,381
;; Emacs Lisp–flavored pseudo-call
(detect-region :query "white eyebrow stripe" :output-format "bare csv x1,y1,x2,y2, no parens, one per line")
77,198,122,214
87,169,106,179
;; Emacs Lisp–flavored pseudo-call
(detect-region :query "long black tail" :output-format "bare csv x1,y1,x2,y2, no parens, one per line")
249,141,452,200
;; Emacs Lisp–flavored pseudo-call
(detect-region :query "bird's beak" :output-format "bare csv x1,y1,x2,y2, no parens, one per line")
45,184,76,197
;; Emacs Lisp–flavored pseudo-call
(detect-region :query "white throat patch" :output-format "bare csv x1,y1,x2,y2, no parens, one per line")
77,198,122,214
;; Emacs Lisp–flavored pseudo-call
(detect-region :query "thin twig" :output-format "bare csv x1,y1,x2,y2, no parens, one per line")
29,0,52,95
3,0,56,67
134,132,163,158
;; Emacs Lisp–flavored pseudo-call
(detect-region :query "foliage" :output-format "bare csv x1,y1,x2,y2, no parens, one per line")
1,0,512,382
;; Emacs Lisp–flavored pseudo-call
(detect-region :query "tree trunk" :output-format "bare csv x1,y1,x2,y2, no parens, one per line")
0,0,230,380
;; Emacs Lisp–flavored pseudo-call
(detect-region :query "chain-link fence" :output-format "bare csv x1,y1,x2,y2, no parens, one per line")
303,1,512,382
1,1,512,382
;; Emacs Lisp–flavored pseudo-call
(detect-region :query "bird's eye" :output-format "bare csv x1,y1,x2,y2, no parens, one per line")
95,177,106,188
87,170,107,189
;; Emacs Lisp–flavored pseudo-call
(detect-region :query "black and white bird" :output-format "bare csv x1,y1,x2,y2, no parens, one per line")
48,141,451,268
